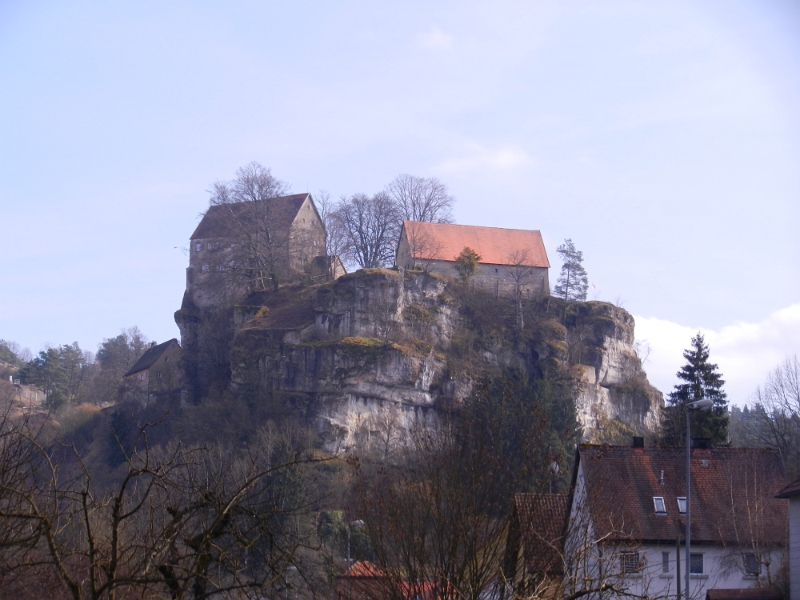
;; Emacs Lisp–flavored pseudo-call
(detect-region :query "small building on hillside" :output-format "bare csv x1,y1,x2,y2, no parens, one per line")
187,193,336,308
395,221,550,298
123,339,182,402
502,493,569,598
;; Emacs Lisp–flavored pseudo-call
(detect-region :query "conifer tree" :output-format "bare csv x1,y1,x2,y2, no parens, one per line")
554,239,588,302
659,333,728,446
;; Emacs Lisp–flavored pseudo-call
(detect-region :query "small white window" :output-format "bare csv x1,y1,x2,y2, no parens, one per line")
157,372,162,380
620,551,640,573
196,242,202,252
677,497,687,514
690,553,703,574
201,265,210,273
744,553,760,576
653,497,666,514
661,552,670,573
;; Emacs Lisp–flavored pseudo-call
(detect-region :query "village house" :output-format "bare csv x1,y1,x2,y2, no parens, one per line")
336,561,454,600
775,477,800,600
187,193,342,308
502,493,569,599
123,339,182,402
395,221,550,298
505,440,788,600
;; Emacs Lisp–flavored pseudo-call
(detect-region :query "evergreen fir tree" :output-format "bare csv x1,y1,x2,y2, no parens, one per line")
659,333,728,446
554,239,588,302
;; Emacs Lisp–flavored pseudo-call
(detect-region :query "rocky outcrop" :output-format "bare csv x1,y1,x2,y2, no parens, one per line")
226,269,662,451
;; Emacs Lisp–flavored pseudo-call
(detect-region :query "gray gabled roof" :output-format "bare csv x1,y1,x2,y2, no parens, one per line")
124,339,180,377
190,194,310,240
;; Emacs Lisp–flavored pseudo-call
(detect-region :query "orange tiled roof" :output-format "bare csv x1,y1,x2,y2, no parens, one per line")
401,221,549,268
344,561,386,578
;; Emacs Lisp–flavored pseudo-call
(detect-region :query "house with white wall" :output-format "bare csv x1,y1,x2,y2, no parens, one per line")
523,441,789,600
775,477,800,600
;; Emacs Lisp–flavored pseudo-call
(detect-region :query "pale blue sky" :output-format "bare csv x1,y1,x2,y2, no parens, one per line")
1,1,798,403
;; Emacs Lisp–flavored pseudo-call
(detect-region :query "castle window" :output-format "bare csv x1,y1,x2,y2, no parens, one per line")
157,372,162,380
201,265,209,273
165,357,169,363
196,243,202,252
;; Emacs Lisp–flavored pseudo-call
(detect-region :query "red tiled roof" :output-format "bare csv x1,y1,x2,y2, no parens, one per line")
401,221,550,267
775,476,800,498
190,194,310,240
343,561,386,578
514,493,568,574
576,445,787,545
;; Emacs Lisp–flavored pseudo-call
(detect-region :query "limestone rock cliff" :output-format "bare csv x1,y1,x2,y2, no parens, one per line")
222,269,662,451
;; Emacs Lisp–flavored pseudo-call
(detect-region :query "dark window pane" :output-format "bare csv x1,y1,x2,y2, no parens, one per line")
690,553,703,574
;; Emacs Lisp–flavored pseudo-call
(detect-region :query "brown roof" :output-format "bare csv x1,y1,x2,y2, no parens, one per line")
124,339,180,377
190,194,310,240
514,493,568,574
574,444,787,545
401,221,550,267
775,476,800,498
706,589,783,600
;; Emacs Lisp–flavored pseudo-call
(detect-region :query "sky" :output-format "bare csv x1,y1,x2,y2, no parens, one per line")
0,1,798,405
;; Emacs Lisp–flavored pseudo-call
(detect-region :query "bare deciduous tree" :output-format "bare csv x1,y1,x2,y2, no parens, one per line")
207,162,292,293
0,410,325,600
386,174,455,224
403,224,445,273
333,192,400,269
506,250,537,331
737,356,800,479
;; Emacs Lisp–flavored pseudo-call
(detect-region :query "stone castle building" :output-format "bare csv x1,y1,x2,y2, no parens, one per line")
186,193,342,308
396,220,550,298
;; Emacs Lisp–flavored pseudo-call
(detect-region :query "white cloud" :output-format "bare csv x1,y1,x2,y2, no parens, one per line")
634,303,800,406
416,27,454,50
438,144,533,173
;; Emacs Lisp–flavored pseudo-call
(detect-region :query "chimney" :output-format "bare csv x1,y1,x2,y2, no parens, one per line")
632,436,644,448
150,341,157,348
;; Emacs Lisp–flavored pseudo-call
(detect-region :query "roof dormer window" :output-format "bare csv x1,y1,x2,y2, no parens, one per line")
653,496,666,514
677,497,687,514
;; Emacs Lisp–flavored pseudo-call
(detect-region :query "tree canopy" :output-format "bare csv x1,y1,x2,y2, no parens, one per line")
659,333,728,446
554,239,588,302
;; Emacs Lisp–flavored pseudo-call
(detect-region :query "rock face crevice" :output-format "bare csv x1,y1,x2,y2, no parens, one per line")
216,269,662,451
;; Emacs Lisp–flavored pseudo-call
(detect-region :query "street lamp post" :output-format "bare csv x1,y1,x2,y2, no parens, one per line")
347,519,365,600
685,398,712,600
